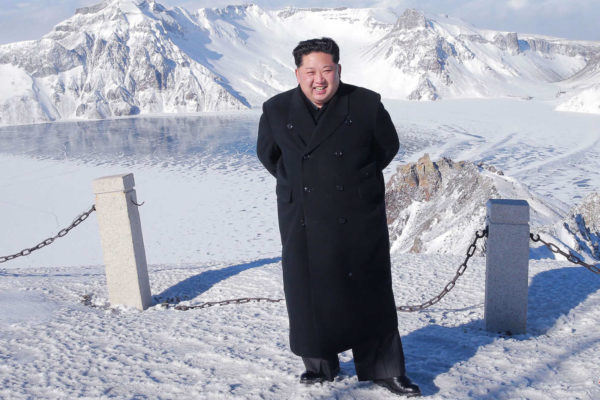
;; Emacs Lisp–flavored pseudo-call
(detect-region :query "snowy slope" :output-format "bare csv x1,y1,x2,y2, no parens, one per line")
1,0,600,126
556,54,600,113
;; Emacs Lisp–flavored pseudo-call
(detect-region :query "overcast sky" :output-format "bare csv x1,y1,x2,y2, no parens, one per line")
0,0,598,45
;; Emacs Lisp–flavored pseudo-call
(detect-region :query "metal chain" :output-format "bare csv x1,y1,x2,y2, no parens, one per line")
170,229,488,312
530,233,600,274
166,297,285,311
0,205,96,264
397,227,488,312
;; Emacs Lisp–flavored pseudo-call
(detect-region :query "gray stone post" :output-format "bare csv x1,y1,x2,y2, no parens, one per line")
93,173,152,310
484,199,530,334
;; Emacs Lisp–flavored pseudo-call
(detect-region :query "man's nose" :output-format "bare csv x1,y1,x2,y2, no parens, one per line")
315,72,325,82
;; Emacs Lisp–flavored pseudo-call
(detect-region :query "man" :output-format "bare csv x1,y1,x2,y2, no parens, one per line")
256,37,420,397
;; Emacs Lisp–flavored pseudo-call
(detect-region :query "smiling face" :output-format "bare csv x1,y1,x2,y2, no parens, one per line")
295,51,341,108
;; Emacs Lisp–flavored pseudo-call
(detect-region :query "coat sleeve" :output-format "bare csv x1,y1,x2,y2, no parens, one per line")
373,101,400,171
256,103,281,177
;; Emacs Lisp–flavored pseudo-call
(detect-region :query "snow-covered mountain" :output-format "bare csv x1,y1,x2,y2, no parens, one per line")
555,53,600,113
384,153,599,261
0,0,247,126
1,0,600,125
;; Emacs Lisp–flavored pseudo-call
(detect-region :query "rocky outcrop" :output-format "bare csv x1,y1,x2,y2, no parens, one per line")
394,8,428,31
384,154,561,255
559,192,600,260
385,154,501,254
493,32,520,55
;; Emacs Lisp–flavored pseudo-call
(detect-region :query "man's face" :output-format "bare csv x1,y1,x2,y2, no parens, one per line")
295,51,341,108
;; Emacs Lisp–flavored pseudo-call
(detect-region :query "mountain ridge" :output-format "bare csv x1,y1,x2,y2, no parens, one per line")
1,0,599,125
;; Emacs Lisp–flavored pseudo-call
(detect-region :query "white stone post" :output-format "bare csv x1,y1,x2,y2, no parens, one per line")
484,199,530,334
93,173,152,310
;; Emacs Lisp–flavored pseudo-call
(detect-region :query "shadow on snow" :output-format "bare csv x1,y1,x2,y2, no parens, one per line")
153,261,598,398
153,257,281,304
400,266,599,397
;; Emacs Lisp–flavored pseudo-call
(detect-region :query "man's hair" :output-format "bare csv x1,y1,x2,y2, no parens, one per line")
293,37,340,67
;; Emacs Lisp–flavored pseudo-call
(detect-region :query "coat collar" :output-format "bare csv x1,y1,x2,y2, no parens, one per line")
287,83,350,154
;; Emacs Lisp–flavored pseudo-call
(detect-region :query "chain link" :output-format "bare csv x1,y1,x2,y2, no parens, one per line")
166,297,285,311
397,227,488,312
169,229,488,312
530,233,600,274
0,205,96,264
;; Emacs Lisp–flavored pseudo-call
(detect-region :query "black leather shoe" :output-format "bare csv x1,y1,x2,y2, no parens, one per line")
300,371,334,384
373,375,421,397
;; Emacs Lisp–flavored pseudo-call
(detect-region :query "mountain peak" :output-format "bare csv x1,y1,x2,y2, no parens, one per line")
395,8,428,30
75,1,111,15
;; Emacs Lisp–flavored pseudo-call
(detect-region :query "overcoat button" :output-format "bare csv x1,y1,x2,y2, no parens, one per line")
303,186,312,193
338,217,347,224
348,272,353,277
336,185,344,191
302,154,312,160
300,218,305,227
286,123,294,130
334,151,343,157
345,117,352,126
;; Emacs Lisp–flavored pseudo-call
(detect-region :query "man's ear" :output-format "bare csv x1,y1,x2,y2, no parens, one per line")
338,64,342,78
295,68,300,83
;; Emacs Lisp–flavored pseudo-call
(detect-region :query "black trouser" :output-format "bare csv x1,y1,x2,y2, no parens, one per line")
302,329,406,381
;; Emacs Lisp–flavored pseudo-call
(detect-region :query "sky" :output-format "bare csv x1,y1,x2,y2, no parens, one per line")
0,0,598,45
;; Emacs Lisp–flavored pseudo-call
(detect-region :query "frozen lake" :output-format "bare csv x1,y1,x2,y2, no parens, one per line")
0,111,435,168
1,99,599,271
0,114,262,168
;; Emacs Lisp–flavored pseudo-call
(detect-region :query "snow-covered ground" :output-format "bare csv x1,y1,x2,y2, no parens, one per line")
2,256,599,399
1,99,599,398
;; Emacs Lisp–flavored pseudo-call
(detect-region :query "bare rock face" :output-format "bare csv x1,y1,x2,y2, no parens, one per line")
385,154,598,260
394,8,428,31
385,154,502,254
493,32,520,55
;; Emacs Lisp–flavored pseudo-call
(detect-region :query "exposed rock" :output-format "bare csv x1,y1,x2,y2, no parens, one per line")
385,154,560,256
493,32,520,55
561,192,600,260
394,9,428,31
408,79,439,100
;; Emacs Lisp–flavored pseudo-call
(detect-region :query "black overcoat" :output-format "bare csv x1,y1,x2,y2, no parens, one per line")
257,82,400,358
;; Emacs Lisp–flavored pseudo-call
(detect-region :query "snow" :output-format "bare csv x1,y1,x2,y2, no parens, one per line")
1,1,600,126
1,96,600,397
0,64,31,103
557,84,600,114
1,257,598,398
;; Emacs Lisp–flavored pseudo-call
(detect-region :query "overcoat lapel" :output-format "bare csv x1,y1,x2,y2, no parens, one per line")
306,84,349,154
286,87,315,151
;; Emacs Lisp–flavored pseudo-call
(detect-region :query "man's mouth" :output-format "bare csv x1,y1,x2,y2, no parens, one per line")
314,86,327,93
